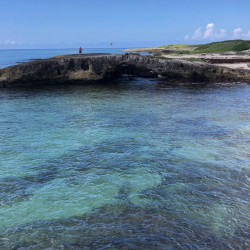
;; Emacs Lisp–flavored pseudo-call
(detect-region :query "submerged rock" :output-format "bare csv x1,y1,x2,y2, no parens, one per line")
0,53,250,87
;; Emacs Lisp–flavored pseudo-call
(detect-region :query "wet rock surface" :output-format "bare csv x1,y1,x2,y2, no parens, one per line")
0,53,250,87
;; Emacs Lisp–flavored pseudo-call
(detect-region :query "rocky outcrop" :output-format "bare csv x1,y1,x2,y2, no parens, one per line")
0,53,250,87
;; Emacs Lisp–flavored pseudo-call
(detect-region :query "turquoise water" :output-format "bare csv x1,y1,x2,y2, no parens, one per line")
0,79,249,249
0,49,250,248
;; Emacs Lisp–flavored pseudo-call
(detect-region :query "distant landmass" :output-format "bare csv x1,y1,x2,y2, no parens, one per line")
123,40,250,70
158,40,250,53
124,40,250,53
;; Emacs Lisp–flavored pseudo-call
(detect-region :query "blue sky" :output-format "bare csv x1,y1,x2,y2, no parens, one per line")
0,0,249,48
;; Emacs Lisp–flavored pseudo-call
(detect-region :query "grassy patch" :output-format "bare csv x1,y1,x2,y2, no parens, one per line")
194,40,250,53
154,52,163,56
174,50,192,55
180,58,205,62
158,40,250,54
158,44,197,50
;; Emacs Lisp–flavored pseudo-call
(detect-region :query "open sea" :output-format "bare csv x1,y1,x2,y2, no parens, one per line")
0,49,250,249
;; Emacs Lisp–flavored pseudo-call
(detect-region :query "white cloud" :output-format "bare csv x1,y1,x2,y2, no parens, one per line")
192,28,202,40
233,28,243,38
232,28,250,39
215,29,226,39
186,23,250,41
185,23,227,41
204,23,215,39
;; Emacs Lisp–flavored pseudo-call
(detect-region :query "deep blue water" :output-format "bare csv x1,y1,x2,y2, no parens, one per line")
0,50,249,249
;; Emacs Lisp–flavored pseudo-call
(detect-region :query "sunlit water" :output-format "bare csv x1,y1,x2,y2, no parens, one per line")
0,78,249,249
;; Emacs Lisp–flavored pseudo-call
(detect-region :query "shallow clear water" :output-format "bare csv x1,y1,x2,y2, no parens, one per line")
0,78,249,249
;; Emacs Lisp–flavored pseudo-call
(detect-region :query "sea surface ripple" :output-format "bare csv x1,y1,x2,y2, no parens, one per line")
0,78,249,249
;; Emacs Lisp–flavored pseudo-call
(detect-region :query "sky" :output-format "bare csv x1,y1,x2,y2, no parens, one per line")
0,0,249,49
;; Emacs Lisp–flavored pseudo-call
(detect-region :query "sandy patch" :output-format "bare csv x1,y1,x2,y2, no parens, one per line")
215,63,250,70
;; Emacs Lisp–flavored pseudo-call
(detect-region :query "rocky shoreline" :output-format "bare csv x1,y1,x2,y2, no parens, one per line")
0,53,250,88
124,48,250,70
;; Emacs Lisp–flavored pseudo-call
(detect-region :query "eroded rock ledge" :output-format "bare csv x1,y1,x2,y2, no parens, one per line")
0,53,250,87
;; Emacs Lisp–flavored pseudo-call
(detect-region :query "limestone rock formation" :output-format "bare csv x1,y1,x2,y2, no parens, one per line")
0,53,250,87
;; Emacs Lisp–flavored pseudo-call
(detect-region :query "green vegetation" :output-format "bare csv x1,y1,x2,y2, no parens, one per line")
145,40,250,62
181,58,205,62
158,40,250,54
174,50,192,54
154,52,162,56
194,40,250,53
158,44,197,50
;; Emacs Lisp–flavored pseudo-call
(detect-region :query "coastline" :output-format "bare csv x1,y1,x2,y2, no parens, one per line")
123,48,250,70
